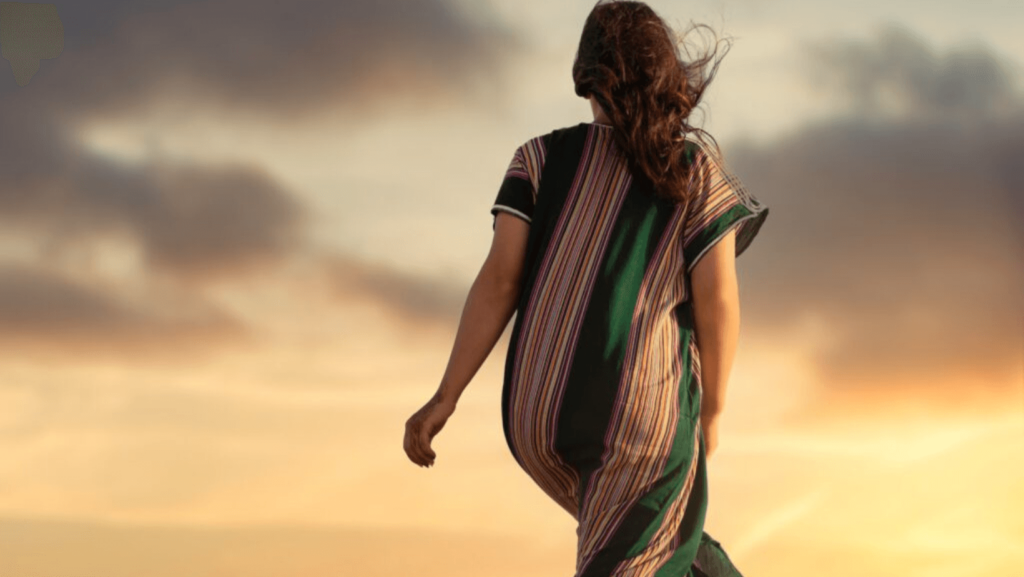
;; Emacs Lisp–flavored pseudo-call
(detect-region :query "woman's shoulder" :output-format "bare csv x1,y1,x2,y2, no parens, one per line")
682,135,714,164
682,134,737,169
511,122,594,156
539,121,593,139
534,122,612,149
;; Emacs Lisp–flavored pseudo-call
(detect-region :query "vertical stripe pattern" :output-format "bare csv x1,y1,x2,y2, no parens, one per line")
504,136,547,206
575,203,695,575
496,123,765,577
507,125,631,516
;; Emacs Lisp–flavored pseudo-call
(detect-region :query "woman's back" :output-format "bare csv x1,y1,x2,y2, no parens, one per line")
491,120,767,575
403,4,770,576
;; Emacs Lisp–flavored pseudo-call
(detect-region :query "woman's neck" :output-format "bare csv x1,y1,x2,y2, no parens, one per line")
589,95,612,125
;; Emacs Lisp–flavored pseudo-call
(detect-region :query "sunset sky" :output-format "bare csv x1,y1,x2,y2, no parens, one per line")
0,1,1021,576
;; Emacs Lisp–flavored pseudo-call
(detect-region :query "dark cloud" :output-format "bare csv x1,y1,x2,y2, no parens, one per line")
805,25,1019,120
731,26,1024,391
75,157,305,281
321,253,468,326
0,263,250,361
0,97,301,358
0,0,512,273
0,117,306,282
0,0,512,358
10,0,516,119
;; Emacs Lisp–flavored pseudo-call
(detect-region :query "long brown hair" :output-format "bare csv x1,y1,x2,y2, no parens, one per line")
572,0,731,205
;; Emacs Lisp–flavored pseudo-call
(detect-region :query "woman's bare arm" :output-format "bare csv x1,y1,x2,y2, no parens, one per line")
404,213,530,467
689,229,741,457
435,212,530,405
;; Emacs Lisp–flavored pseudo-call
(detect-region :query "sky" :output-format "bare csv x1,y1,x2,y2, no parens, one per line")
0,1,1021,576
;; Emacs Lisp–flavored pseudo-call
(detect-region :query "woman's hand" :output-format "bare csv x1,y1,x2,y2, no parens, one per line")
700,411,720,460
403,392,456,468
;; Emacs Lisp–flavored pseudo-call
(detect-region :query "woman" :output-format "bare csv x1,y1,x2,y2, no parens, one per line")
403,1,768,575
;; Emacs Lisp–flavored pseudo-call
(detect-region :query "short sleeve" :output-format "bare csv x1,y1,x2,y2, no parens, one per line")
491,136,547,230
682,143,769,273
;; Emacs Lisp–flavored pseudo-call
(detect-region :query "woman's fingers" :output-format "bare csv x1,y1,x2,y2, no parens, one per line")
417,414,438,466
405,418,428,466
403,421,418,465
419,427,436,464
407,417,438,467
700,414,719,460
404,396,454,467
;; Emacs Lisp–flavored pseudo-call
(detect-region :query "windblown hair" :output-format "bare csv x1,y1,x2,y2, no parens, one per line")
572,0,731,205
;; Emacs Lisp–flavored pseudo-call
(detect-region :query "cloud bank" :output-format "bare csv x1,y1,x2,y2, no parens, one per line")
0,0,513,359
731,26,1023,392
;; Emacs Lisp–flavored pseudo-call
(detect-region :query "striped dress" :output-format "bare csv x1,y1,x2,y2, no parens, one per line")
490,122,768,577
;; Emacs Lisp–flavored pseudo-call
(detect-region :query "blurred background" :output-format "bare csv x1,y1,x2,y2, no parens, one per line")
0,1,1020,576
